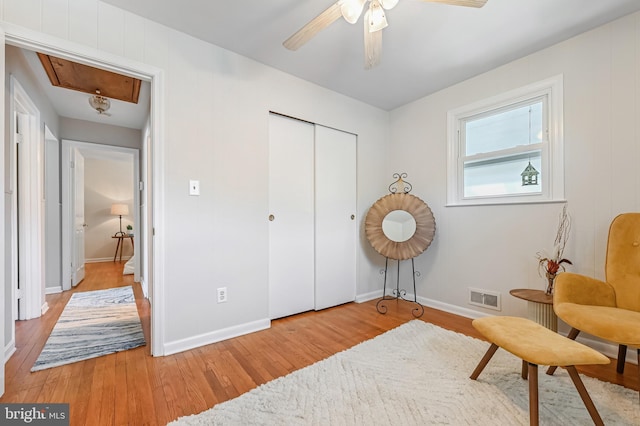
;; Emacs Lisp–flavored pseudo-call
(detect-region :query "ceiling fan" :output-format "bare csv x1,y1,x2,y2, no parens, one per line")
283,0,488,69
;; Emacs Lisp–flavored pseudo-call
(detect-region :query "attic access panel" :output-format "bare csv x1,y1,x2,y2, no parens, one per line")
37,53,141,104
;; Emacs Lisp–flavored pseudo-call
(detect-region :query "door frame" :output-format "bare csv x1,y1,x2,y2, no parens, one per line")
66,145,85,288
2,23,167,361
61,140,141,289
43,124,61,293
10,76,44,322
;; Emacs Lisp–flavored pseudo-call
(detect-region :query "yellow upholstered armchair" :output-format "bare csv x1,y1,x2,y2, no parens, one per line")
552,213,640,388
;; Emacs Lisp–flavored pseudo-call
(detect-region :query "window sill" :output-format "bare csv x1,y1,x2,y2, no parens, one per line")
446,198,567,207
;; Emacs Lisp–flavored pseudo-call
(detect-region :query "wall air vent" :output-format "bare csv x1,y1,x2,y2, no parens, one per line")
469,288,501,311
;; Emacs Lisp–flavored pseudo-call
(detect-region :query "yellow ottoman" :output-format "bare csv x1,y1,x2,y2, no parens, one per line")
470,316,610,426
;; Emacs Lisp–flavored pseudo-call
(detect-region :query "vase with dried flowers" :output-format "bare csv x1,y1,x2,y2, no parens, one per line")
536,205,572,295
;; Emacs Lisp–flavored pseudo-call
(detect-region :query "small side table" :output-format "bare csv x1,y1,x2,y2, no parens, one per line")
112,235,134,262
509,289,557,332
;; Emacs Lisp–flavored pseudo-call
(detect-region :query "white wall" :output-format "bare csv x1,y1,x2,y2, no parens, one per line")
4,45,59,136
60,117,141,149
84,156,134,262
0,0,389,352
389,12,640,322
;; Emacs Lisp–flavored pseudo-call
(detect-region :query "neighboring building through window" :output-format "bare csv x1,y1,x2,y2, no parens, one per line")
447,75,565,206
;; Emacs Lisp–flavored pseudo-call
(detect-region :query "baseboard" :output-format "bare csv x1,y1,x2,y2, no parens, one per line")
45,286,63,295
163,318,271,356
357,289,490,321
85,258,113,263
41,302,49,316
355,290,382,303
140,277,149,299
4,340,16,363
416,295,492,320
85,257,131,263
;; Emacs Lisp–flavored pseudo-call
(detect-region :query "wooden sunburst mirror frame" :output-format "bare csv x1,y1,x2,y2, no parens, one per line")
365,193,436,260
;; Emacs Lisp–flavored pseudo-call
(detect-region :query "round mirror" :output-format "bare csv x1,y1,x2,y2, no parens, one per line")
365,193,436,260
382,210,416,242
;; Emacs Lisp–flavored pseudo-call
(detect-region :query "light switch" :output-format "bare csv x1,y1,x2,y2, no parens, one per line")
189,180,200,196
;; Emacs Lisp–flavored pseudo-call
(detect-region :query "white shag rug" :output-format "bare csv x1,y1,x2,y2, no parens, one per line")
169,320,639,425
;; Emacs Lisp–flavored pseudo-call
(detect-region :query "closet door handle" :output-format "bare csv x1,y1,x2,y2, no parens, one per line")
269,214,275,221
351,214,355,220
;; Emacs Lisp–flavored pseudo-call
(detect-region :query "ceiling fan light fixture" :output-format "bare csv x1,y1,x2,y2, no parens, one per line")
368,0,388,32
341,0,367,24
88,90,111,115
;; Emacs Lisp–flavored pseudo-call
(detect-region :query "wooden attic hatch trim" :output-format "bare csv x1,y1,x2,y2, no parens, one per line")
37,53,141,104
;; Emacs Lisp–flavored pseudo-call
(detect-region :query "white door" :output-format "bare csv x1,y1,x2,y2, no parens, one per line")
71,148,86,286
314,125,357,310
268,114,315,319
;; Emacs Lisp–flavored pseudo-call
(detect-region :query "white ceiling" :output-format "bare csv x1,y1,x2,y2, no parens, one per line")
99,0,640,111
22,49,150,130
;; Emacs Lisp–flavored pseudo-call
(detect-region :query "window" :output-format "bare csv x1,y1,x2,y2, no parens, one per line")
447,75,564,206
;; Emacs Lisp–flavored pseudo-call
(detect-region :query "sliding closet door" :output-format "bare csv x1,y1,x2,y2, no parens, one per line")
314,125,357,310
268,114,315,319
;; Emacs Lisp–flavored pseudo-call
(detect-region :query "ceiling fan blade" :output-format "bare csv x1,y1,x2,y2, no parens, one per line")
283,2,344,51
418,0,488,8
363,13,382,70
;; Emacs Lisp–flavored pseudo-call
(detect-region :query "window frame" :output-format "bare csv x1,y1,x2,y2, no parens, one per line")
446,75,565,206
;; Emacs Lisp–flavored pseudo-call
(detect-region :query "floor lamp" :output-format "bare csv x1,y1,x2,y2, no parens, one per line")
111,203,129,237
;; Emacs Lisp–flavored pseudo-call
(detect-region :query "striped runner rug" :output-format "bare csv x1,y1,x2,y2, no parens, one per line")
32,285,146,371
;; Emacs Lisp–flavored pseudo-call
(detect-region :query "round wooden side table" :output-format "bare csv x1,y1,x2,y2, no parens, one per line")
509,289,557,332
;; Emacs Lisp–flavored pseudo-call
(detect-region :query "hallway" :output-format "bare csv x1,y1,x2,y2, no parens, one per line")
3,262,150,406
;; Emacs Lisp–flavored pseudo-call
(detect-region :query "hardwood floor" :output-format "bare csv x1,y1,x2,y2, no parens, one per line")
1,262,637,425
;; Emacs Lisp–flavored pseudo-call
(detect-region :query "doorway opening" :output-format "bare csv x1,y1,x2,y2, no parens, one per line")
60,140,141,292
3,27,166,368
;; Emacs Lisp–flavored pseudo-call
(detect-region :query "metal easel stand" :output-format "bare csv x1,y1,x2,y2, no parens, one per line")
376,257,425,318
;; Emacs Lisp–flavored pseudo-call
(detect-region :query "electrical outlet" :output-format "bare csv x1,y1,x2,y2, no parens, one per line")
217,287,227,303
